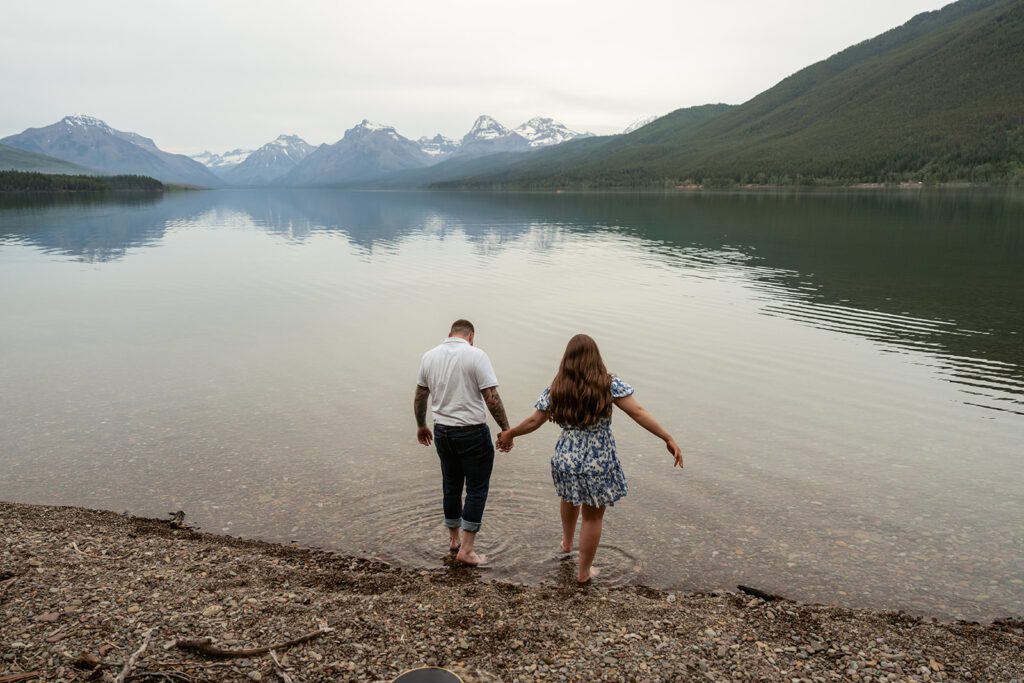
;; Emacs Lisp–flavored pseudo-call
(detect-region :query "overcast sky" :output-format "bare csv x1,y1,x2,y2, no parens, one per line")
2,0,950,154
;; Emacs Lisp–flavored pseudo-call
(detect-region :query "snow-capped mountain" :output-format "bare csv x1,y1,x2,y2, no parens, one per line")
513,117,592,148
465,115,513,142
623,115,662,134
191,148,254,174
412,116,591,162
457,115,531,156
417,134,461,160
0,114,222,187
280,120,431,186
224,134,315,185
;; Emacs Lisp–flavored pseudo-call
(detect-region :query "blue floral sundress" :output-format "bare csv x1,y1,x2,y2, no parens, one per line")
535,376,634,508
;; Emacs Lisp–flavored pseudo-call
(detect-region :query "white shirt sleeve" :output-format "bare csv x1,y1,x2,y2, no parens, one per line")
416,356,429,388
475,351,499,390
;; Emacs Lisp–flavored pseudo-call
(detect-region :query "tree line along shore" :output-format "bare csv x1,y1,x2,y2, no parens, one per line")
0,171,164,192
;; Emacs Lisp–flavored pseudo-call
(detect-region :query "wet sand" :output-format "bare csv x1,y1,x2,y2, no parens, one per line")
1,502,1021,682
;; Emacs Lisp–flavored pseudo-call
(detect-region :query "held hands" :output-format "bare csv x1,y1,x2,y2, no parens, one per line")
496,430,514,452
417,426,433,446
666,439,683,468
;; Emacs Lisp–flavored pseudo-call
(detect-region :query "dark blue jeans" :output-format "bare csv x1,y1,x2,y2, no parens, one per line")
434,423,494,532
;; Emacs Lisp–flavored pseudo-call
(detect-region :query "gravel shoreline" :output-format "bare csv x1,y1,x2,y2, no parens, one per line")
2,502,1021,682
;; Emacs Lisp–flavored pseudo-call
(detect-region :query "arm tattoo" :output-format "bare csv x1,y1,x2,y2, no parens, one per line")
482,387,510,430
414,385,430,428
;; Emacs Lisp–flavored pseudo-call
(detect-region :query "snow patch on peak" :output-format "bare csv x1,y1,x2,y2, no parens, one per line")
466,115,511,140
63,114,112,130
190,147,253,168
513,117,588,148
418,134,457,145
355,120,391,132
269,134,308,149
417,134,461,158
623,115,661,134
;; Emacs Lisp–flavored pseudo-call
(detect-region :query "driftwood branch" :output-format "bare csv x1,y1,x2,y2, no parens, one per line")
0,673,45,683
269,650,293,683
125,672,194,682
114,628,155,683
174,626,333,659
738,585,787,602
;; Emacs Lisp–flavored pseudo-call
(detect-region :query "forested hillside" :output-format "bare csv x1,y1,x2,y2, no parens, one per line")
435,0,1024,188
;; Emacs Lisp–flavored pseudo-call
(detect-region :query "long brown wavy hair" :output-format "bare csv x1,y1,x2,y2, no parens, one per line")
548,334,613,428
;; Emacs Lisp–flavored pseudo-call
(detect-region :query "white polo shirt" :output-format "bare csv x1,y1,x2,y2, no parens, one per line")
417,337,499,427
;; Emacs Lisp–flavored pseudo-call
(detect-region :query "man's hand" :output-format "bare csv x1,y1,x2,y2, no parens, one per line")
417,426,433,446
496,429,514,452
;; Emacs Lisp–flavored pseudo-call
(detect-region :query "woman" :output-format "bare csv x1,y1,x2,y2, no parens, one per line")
497,334,683,584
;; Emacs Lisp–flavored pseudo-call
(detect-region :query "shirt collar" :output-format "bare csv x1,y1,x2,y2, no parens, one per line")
444,337,469,345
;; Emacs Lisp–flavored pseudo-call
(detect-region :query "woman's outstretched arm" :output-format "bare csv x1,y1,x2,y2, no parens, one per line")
613,395,683,467
497,409,548,451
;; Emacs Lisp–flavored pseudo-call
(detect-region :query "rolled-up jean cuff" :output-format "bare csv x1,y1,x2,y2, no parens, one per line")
461,520,481,532
444,518,462,529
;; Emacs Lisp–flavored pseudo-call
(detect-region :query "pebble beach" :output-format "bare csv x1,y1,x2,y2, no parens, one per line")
1,502,1021,682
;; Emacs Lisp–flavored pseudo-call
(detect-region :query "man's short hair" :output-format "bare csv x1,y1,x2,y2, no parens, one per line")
450,319,475,336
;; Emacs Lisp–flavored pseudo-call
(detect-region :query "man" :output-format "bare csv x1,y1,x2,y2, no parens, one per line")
415,319,509,566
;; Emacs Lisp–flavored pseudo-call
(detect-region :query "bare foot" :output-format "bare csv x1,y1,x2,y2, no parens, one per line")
448,542,461,553
560,540,573,553
577,566,600,584
455,550,487,566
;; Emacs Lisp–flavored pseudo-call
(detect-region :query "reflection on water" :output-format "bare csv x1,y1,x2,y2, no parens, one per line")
0,189,1021,620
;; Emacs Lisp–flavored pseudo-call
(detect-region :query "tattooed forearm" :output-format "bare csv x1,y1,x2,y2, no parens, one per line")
414,385,430,427
482,387,510,430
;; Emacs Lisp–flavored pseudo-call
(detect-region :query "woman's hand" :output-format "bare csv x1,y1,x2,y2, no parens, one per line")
496,430,514,452
666,439,683,468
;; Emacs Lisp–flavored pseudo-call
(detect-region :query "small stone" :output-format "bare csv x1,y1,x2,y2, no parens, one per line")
247,671,262,681
73,652,101,669
35,612,60,622
703,628,717,638
127,605,141,614
202,605,224,617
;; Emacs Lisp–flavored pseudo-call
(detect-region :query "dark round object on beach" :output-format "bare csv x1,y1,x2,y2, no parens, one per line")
392,668,462,683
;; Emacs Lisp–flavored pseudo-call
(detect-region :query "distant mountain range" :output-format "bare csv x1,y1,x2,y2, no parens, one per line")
0,115,222,187
2,0,1020,189
225,134,316,186
278,121,430,187
190,148,252,175
186,115,593,186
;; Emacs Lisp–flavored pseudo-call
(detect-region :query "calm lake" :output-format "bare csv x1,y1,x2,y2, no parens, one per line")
1,189,1021,621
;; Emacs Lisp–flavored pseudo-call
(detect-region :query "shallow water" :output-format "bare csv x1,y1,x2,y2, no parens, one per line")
1,189,1021,621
